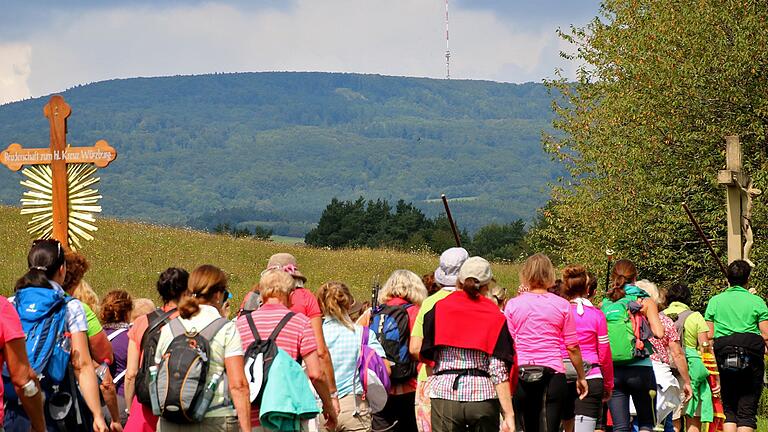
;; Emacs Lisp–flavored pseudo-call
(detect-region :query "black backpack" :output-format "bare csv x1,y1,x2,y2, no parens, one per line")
135,308,176,406
371,304,417,382
243,312,296,405
156,317,229,424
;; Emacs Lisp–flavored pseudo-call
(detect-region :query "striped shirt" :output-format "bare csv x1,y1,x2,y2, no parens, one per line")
236,303,317,427
429,346,508,402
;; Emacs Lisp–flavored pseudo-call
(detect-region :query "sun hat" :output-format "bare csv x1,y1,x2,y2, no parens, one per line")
434,247,469,287
266,253,307,286
458,256,493,286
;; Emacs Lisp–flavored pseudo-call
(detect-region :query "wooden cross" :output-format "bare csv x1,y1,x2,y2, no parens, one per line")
0,95,117,247
717,135,760,265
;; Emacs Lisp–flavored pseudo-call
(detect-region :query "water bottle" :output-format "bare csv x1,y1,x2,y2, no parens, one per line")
192,373,221,421
95,359,110,384
149,366,161,416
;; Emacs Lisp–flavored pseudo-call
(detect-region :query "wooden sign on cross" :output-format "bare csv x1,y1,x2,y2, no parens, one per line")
0,95,117,248
717,135,761,265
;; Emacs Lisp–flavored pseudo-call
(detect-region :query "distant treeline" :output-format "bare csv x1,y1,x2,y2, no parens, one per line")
304,197,528,261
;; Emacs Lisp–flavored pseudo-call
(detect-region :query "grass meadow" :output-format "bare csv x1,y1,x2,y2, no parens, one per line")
0,205,520,304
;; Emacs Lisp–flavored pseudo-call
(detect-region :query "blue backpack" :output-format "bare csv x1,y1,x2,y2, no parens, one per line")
6,288,74,392
371,304,417,383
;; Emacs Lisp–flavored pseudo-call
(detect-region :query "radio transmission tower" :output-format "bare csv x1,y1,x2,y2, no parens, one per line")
445,0,451,79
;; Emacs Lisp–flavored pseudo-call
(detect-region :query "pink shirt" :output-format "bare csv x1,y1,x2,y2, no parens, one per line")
289,288,322,319
0,296,25,426
559,301,614,391
504,292,577,373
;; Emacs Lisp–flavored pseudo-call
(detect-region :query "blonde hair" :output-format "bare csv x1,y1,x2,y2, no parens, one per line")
178,265,226,319
635,279,663,305
131,298,156,322
72,280,100,316
259,269,295,301
519,253,556,292
317,281,354,329
378,270,427,305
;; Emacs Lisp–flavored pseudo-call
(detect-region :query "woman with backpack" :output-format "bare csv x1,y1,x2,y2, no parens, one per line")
420,256,516,432
153,265,251,432
557,265,614,432
602,260,665,432
504,253,588,432
317,281,389,432
100,290,134,426
236,269,338,431
369,269,427,432
5,239,109,432
124,268,188,432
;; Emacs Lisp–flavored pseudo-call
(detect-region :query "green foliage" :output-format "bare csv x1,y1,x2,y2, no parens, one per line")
213,222,273,240
0,72,560,236
528,1,768,309
306,197,525,260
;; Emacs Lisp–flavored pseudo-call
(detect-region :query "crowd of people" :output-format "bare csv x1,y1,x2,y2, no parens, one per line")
1,238,767,432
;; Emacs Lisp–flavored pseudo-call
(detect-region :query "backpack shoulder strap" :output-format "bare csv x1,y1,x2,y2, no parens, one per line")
674,309,694,343
199,317,229,341
107,328,128,342
244,312,262,343
168,317,187,337
268,312,296,341
140,308,177,348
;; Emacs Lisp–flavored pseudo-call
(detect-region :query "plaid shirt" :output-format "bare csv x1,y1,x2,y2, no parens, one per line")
428,346,509,402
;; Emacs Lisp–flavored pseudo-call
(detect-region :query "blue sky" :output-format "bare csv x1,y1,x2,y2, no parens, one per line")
0,0,601,104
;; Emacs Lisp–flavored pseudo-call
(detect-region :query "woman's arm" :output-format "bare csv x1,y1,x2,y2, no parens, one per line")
99,367,123,432
668,341,692,402
310,316,339,413
88,330,114,365
495,380,515,432
224,355,251,432
304,351,338,431
409,335,423,360
71,331,109,432
642,300,664,339
566,345,588,399
123,339,140,413
6,338,46,432
596,315,614,400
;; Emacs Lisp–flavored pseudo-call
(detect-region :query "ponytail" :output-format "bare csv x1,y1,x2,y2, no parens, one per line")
608,259,637,302
460,278,483,300
179,265,227,320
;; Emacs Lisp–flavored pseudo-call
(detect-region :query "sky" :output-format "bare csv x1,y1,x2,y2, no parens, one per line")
0,0,601,105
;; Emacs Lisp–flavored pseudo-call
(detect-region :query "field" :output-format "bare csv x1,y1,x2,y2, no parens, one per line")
0,205,520,303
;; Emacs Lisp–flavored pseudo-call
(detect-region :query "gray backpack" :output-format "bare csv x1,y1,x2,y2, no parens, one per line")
155,317,228,424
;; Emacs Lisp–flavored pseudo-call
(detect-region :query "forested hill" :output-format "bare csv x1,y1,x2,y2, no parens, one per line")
0,72,560,236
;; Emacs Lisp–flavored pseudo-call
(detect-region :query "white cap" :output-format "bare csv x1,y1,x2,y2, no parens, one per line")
434,247,469,287
458,256,493,285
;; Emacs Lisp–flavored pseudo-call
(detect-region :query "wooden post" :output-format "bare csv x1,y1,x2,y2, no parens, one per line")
44,96,72,246
718,135,747,264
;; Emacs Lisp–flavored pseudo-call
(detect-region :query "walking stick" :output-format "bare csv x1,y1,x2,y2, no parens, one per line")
441,194,462,247
682,203,728,279
605,248,615,293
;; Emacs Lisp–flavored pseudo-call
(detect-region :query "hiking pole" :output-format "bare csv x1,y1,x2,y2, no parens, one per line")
605,248,614,293
371,275,381,311
441,194,462,247
682,202,728,279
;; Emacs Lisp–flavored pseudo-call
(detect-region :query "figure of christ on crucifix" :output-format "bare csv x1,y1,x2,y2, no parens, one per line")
717,135,760,267
0,95,117,249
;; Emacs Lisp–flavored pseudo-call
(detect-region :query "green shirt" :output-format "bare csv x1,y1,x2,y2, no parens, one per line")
664,302,709,349
704,286,768,338
411,288,454,382
82,303,103,337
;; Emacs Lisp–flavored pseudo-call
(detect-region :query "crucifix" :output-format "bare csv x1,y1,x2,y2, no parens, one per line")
0,95,117,249
717,135,761,266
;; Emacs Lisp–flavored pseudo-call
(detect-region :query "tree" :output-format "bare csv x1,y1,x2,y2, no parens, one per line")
528,0,768,307
473,220,527,261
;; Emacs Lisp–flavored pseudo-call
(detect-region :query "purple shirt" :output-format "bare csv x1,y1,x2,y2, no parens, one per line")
105,325,130,395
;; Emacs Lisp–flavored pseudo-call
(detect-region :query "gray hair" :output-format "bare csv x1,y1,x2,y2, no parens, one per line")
378,269,428,306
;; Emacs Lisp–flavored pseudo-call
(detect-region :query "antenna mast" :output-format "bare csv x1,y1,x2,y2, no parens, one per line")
445,0,450,79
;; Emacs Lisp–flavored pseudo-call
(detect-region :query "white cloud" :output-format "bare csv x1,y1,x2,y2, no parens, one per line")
5,1,574,101
0,43,33,104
